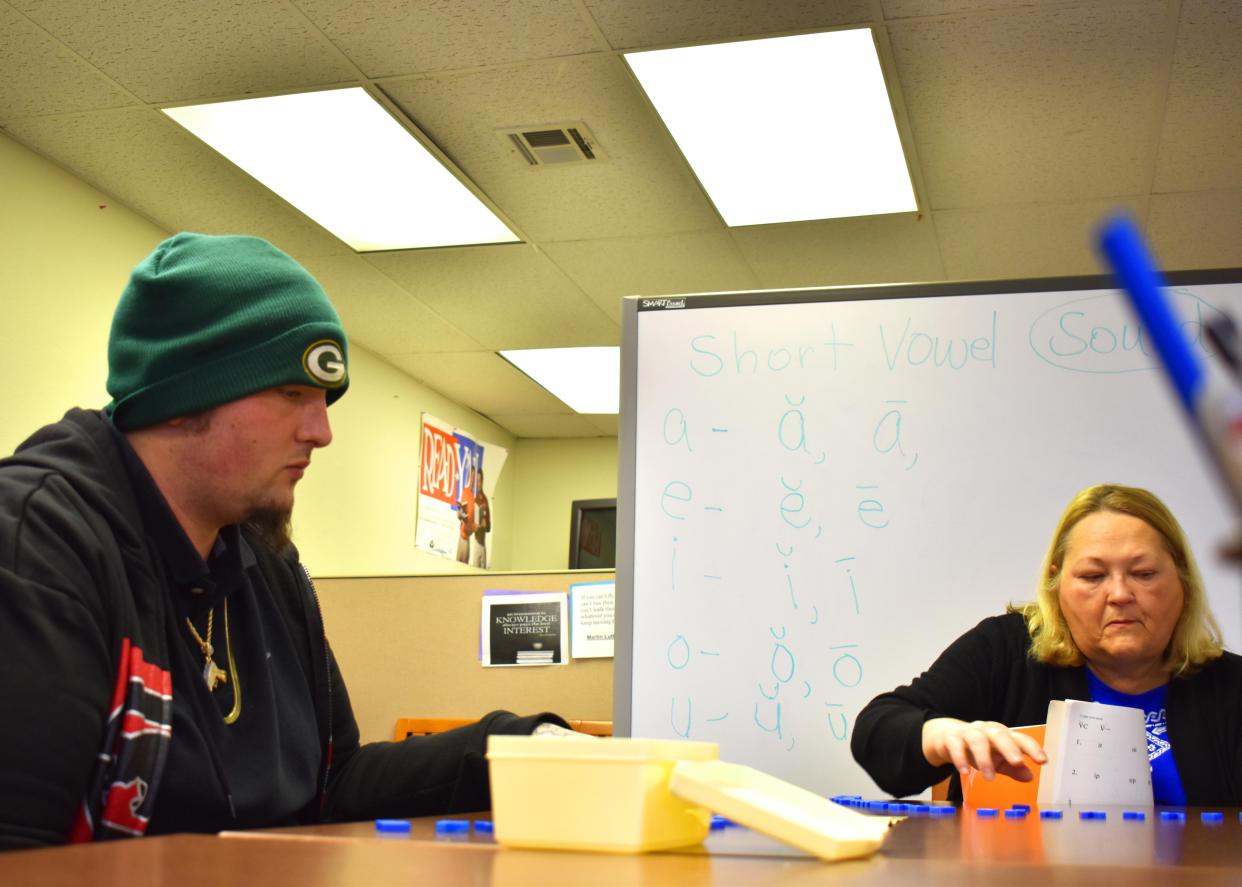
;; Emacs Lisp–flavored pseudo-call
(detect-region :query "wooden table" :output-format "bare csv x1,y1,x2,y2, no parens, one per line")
4,808,1241,886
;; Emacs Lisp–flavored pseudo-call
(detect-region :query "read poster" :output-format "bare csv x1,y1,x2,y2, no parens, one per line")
414,413,508,568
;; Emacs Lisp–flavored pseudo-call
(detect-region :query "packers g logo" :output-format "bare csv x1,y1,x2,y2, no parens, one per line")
302,339,347,387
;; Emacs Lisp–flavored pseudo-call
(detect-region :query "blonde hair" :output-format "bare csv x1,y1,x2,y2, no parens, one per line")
1015,483,1223,678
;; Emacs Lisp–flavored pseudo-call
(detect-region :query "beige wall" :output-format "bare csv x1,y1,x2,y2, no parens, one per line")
507,437,620,571
317,572,614,744
2,131,619,577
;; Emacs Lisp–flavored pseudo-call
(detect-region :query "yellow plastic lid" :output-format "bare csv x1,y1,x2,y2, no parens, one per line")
487,734,719,762
668,760,894,862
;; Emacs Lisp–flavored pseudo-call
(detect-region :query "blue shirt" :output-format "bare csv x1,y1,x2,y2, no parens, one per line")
1086,670,1187,805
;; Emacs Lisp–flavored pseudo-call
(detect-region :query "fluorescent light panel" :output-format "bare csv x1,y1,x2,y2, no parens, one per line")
163,88,518,251
625,29,916,226
501,347,620,414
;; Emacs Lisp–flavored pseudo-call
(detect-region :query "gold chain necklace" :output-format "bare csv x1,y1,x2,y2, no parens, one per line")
185,601,242,724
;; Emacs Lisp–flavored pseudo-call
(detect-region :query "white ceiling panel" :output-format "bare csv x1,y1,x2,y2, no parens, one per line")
486,413,609,438
297,0,603,77
10,0,356,104
542,231,761,322
582,0,873,49
389,352,572,419
297,254,482,356
1153,0,1242,193
734,215,945,289
881,0,1077,18
1149,190,1242,272
889,2,1172,208
366,244,619,351
379,53,722,242
935,197,1148,281
0,5,137,120
5,107,351,258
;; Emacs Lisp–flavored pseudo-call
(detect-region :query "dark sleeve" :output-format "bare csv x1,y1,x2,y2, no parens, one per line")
269,548,569,822
1171,652,1242,805
0,477,114,850
320,689,567,821
850,614,1023,798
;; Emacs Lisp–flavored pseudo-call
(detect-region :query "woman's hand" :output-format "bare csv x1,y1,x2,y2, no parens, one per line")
921,718,1047,781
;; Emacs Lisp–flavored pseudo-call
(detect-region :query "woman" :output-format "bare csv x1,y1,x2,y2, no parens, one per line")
851,483,1242,804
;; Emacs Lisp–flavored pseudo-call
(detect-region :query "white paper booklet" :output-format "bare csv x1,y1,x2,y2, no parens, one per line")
1036,699,1153,807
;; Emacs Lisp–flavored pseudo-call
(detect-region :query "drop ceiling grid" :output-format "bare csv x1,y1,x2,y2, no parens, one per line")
364,245,619,351
888,1,1174,209
0,4,137,120
1152,0,1242,193
8,0,357,105
378,53,724,242
540,231,762,322
293,0,604,77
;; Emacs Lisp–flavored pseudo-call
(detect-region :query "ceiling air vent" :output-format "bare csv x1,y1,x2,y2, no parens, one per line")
498,122,604,167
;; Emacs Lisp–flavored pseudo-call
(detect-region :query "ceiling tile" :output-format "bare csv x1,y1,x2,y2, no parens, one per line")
296,0,602,77
487,413,606,438
10,0,356,104
881,0,1073,18
1148,191,1242,271
0,5,137,121
889,2,1171,208
585,414,620,436
297,254,482,355
733,215,945,288
366,244,619,350
541,232,761,322
5,108,351,258
582,0,873,49
1153,0,1242,192
935,198,1147,281
388,352,571,416
379,53,722,241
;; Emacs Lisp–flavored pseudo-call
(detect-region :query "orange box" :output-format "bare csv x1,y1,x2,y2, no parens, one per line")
960,724,1045,808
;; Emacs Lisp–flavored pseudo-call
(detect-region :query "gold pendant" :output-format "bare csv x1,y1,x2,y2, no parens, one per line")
204,659,229,691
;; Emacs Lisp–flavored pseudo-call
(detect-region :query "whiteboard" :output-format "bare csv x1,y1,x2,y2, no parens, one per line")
614,272,1242,799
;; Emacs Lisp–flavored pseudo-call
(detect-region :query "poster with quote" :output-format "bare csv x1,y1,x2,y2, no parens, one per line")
570,580,615,659
414,413,508,567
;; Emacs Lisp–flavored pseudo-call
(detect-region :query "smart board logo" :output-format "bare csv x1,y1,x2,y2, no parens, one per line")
641,298,686,310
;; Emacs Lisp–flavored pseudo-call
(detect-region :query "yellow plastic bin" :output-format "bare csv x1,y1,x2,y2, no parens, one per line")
487,735,719,853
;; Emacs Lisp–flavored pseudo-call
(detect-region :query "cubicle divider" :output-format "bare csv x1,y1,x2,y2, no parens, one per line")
314,571,614,744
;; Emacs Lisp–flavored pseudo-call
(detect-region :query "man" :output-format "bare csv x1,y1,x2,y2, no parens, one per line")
470,468,492,569
456,461,476,564
0,233,566,850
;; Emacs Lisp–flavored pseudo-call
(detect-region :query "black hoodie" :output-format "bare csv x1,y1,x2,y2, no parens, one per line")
0,409,558,850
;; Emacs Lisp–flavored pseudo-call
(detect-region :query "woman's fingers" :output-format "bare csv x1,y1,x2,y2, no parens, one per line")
922,718,1048,782
932,720,1046,781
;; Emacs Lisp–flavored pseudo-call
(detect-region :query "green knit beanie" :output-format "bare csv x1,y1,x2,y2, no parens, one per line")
106,232,349,430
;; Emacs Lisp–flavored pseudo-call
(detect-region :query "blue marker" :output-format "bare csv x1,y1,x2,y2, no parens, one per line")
1098,214,1242,516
